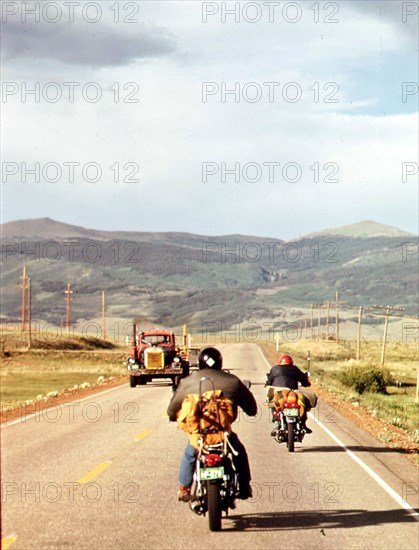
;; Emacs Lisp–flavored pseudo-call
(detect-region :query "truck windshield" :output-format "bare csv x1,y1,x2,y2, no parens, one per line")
141,335,171,345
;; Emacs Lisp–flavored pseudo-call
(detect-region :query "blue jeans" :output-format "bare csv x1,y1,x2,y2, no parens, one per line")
178,432,251,490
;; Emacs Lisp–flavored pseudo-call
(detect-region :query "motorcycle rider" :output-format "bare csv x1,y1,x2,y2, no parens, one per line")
167,347,257,502
266,354,316,435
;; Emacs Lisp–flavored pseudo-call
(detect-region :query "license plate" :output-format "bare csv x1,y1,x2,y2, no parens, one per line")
283,408,299,417
200,467,224,481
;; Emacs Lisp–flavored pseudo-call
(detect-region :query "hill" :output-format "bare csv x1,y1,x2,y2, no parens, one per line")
303,220,415,239
1,218,417,331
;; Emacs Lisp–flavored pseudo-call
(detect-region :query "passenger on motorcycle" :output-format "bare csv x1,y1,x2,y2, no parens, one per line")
267,354,317,435
167,347,257,502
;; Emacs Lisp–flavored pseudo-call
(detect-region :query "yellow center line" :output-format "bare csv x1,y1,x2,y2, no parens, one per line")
78,461,112,484
1,536,17,550
134,428,153,441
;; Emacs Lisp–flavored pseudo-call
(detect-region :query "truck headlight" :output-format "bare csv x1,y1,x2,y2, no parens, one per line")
173,357,180,363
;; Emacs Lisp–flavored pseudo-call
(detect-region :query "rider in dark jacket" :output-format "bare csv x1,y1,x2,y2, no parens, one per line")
168,347,257,502
267,355,310,389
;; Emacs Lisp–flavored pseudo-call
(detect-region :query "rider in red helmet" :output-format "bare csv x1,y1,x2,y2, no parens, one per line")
267,354,313,434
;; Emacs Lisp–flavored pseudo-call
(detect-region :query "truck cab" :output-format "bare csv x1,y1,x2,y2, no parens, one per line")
127,329,189,390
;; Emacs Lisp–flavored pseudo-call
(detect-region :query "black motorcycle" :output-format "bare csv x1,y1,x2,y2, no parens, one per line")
189,435,238,531
188,376,241,531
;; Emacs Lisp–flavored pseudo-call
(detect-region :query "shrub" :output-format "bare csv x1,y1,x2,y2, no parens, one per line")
339,363,393,395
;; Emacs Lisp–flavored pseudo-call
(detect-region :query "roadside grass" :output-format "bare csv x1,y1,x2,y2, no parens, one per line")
0,334,127,407
261,339,419,444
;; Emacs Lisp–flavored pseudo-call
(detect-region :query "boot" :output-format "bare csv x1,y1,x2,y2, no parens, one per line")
178,485,191,502
300,412,312,434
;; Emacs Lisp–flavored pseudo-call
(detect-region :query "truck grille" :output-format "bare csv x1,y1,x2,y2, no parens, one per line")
145,350,164,369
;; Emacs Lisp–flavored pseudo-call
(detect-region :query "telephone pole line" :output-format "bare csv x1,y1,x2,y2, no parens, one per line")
336,290,340,344
19,266,28,335
101,289,106,340
326,301,330,340
64,284,73,337
310,304,314,340
371,305,405,366
27,277,32,349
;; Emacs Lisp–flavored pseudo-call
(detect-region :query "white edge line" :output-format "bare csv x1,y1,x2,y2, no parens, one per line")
257,345,419,521
1,383,126,428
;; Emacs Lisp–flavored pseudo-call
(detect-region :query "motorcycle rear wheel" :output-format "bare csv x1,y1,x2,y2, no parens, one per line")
207,483,222,531
287,423,295,452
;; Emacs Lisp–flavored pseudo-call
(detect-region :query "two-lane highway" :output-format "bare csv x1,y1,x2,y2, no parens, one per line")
2,343,418,549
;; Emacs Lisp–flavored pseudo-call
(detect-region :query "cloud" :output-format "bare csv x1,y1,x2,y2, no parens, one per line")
348,0,418,44
1,1,417,238
1,18,177,67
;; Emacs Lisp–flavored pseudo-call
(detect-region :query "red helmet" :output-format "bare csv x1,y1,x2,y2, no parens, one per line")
279,354,293,365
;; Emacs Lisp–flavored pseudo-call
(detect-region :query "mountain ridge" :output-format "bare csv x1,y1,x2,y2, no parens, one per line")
1,217,417,328
1,217,416,242
303,220,415,239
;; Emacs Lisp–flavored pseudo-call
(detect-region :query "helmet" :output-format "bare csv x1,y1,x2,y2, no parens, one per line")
279,354,293,365
198,347,223,370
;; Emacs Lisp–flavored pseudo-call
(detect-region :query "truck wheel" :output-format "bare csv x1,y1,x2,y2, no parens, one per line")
129,376,137,388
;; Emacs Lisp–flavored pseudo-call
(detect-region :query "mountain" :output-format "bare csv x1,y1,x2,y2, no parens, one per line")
0,217,280,246
303,220,415,239
1,218,417,330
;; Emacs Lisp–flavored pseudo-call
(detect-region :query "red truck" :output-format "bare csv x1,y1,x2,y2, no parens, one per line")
127,328,189,390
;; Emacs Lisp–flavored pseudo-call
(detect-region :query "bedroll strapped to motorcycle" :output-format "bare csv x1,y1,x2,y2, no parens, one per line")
268,389,306,417
177,389,234,450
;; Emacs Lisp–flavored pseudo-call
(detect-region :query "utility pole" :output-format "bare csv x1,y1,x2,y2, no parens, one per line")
19,266,28,335
381,306,391,366
336,290,340,344
27,277,32,349
326,301,330,340
310,304,314,341
101,289,106,339
356,306,363,360
317,304,321,340
64,284,73,337
371,305,405,366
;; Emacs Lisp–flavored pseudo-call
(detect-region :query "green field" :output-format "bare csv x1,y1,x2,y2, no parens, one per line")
0,335,127,408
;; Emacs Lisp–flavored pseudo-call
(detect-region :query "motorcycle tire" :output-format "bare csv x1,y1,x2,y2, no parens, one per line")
207,483,222,531
287,423,295,452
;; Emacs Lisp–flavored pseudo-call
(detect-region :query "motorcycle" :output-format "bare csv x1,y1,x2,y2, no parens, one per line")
270,389,308,452
188,376,241,531
189,435,238,531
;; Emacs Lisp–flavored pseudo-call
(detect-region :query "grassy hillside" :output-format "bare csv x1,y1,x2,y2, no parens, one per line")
1,219,417,331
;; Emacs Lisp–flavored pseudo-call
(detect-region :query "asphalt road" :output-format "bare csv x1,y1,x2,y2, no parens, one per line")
2,343,418,550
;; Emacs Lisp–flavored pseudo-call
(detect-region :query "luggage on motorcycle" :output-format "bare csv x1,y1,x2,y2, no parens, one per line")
297,387,318,408
271,389,306,417
177,390,234,450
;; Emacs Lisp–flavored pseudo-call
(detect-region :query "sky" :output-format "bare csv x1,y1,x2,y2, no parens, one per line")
1,0,418,240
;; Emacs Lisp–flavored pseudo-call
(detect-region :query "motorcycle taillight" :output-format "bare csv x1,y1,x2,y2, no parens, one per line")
284,402,299,409
204,454,222,467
